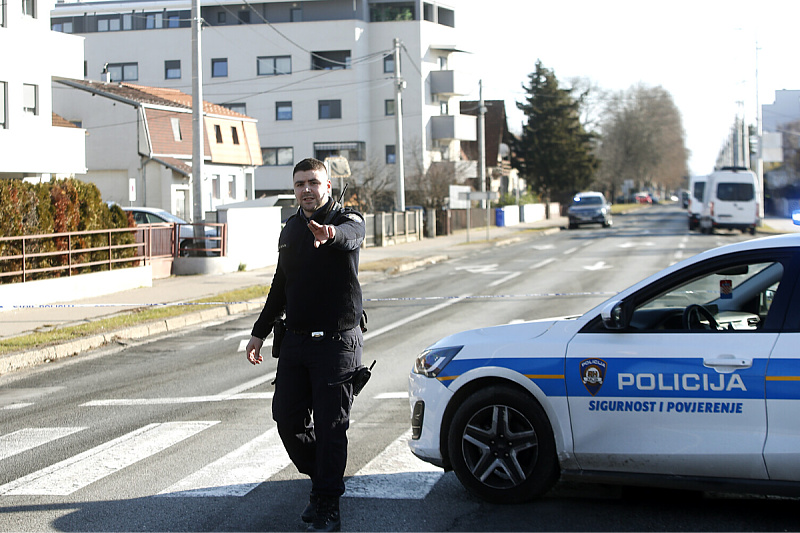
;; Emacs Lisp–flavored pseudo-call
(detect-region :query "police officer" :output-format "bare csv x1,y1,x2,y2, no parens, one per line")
246,157,364,532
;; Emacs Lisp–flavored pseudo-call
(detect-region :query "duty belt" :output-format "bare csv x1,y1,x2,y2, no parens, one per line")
289,328,348,340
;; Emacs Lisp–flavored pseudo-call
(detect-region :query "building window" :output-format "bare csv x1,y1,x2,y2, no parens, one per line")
228,175,237,198
386,145,396,164
146,12,163,29
385,99,395,116
217,11,226,23
237,9,250,23
53,21,74,32
165,60,181,79
370,2,414,22
221,102,246,114
212,175,221,200
212,58,228,78
311,50,350,70
257,55,291,76
122,13,132,30
276,101,292,121
0,82,7,128
290,8,302,21
439,56,448,70
214,124,223,143
261,147,294,166
314,141,365,162
168,14,180,28
383,54,394,73
22,0,35,18
423,2,434,21
98,16,120,31
170,117,182,141
22,83,38,115
440,100,448,115
108,62,138,81
231,126,240,145
318,99,341,120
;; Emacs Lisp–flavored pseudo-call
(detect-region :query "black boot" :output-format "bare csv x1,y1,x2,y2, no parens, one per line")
301,492,318,523
308,495,340,532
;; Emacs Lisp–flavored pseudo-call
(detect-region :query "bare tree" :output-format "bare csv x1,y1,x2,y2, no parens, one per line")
348,156,395,213
596,84,688,201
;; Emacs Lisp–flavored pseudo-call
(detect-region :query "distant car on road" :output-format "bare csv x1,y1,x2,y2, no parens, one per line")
567,192,612,229
634,192,653,204
121,206,219,256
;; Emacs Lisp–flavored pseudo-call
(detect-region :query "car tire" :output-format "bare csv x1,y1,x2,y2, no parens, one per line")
447,386,559,504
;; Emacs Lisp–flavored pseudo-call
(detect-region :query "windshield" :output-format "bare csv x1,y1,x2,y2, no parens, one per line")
573,196,603,206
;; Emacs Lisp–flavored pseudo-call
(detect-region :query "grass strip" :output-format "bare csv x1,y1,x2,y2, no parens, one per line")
0,285,270,356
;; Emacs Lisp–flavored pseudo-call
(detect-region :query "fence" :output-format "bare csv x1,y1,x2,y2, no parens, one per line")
0,222,225,284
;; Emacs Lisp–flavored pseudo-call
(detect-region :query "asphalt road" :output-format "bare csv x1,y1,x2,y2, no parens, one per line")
2,205,796,532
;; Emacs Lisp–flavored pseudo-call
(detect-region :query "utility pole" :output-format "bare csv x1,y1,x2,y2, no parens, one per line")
191,0,204,225
393,38,405,212
478,79,488,240
755,40,764,221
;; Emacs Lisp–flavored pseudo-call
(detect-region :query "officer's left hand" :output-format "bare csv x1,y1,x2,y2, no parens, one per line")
307,220,335,248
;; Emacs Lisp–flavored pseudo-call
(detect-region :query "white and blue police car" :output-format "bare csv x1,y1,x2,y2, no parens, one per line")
409,232,800,503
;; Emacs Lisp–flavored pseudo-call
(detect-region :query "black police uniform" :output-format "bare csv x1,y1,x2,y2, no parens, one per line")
251,197,365,498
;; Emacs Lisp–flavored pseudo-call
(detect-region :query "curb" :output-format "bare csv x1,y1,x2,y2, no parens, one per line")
0,299,264,376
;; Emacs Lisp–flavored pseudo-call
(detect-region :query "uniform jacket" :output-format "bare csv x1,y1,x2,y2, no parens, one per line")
251,197,365,339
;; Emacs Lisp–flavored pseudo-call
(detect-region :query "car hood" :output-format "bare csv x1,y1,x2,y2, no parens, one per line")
430,316,576,351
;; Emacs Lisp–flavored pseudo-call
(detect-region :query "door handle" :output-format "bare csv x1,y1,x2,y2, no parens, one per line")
704,355,752,371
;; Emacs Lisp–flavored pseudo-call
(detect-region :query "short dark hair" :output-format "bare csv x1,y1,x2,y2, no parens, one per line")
293,158,327,177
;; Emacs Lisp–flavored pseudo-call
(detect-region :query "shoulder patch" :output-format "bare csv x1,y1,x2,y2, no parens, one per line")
344,212,364,223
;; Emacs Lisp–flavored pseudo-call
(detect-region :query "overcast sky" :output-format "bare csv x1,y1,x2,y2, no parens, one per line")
454,0,800,176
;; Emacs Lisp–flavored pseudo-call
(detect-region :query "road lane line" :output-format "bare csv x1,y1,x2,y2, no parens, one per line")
563,247,578,255
344,429,443,499
488,271,521,288
158,426,290,497
528,257,556,270
0,427,87,461
0,421,218,496
363,295,470,341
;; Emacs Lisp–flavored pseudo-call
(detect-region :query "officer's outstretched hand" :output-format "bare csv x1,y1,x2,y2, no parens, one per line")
246,336,264,365
307,220,336,248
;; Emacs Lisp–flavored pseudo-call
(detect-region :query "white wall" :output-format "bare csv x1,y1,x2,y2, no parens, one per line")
0,3,85,176
216,205,281,270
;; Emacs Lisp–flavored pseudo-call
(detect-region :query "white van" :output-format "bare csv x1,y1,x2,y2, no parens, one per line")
699,167,760,235
687,175,706,230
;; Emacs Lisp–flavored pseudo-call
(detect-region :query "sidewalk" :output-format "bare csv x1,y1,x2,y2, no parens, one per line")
0,216,567,374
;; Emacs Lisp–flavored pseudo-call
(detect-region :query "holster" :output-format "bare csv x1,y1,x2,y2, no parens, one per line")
271,317,286,358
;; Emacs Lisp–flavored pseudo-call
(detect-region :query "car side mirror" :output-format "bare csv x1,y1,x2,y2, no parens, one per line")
600,300,630,330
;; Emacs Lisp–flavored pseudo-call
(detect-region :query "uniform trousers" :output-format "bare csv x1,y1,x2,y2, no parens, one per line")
272,326,362,497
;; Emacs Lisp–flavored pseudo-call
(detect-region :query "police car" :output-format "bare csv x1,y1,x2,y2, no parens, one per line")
409,232,800,503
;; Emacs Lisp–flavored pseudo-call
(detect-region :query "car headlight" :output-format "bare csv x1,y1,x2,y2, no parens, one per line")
413,346,462,377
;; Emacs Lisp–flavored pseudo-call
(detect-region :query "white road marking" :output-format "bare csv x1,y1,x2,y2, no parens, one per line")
363,295,469,342
374,392,408,399
82,372,277,407
584,261,611,271
563,247,578,255
488,271,521,288
529,258,556,270
454,264,508,275
2,403,34,410
238,338,273,352
0,427,87,461
158,427,289,497
531,244,554,250
0,421,218,496
344,429,443,499
224,329,253,341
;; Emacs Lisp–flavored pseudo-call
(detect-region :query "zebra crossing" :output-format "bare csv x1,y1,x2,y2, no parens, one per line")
0,414,443,500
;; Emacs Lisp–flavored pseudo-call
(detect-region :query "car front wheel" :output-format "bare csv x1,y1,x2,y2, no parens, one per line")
447,386,559,503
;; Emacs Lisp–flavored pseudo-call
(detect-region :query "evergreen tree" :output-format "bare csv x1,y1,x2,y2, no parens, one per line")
513,60,598,207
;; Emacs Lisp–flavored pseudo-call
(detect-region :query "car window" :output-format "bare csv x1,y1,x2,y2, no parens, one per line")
716,182,754,202
574,196,602,205
631,261,783,332
693,181,705,200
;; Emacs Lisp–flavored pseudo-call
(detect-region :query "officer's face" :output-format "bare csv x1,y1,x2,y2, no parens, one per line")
293,169,331,216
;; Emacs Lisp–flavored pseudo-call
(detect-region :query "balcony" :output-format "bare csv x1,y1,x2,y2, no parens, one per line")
430,114,477,141
429,70,470,96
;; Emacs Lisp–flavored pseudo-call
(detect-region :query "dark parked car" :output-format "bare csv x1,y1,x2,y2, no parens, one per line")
567,192,612,229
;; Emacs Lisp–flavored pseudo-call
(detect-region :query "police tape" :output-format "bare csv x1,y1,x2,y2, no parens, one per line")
3,291,618,310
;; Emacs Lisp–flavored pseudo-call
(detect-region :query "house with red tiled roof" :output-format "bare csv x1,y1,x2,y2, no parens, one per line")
53,78,262,221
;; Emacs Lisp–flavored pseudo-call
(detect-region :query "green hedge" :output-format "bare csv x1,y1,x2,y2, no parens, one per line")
0,179,135,282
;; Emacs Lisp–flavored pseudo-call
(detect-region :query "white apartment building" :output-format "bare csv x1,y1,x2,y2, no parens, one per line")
51,0,477,203
1,0,85,179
